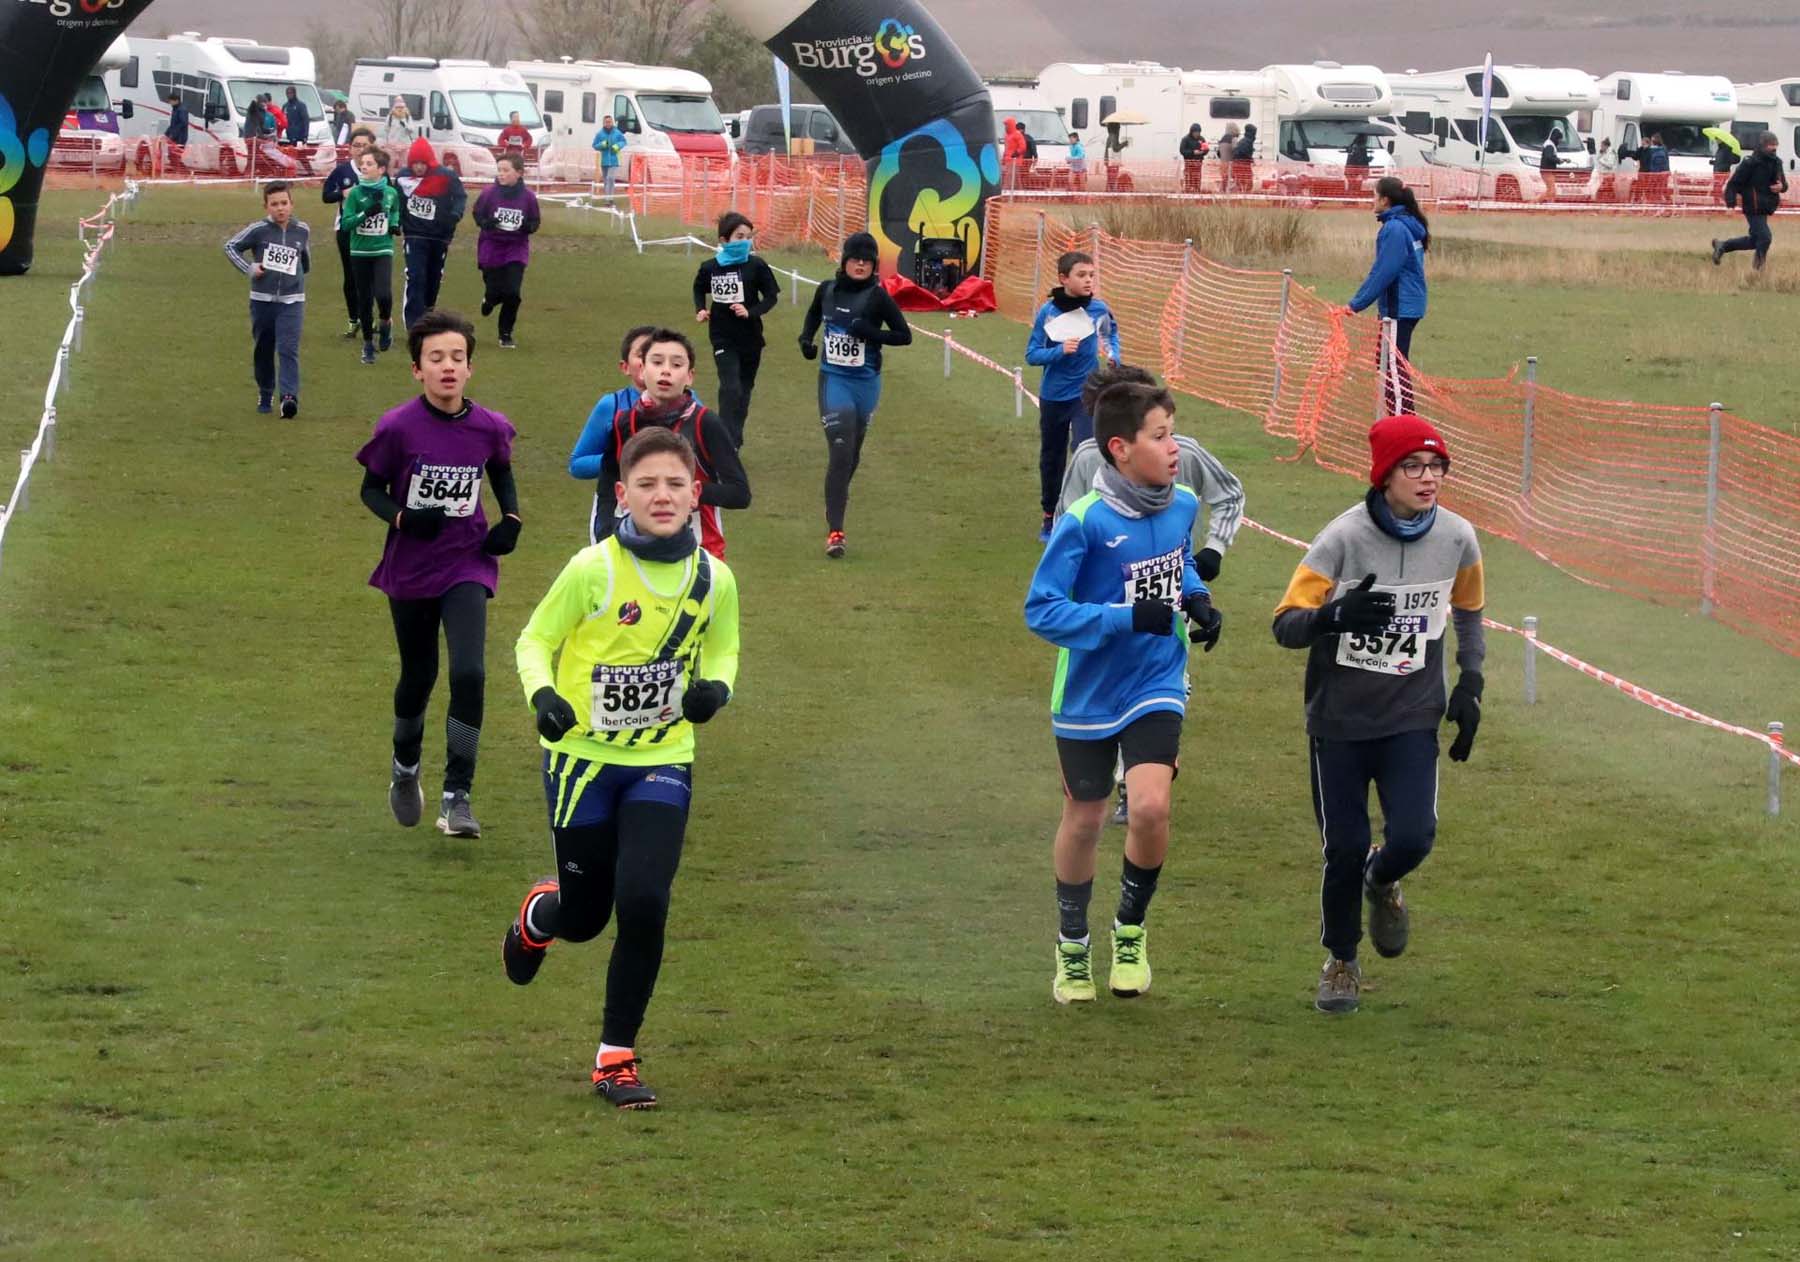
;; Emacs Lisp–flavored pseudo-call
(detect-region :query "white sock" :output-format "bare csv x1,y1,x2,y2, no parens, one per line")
1058,933,1090,948
523,892,555,941
597,1042,633,1067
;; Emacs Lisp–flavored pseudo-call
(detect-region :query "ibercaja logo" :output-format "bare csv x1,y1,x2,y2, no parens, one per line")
790,18,927,79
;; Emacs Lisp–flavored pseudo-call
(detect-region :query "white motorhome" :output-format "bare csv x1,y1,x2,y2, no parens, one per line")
985,77,1074,165
509,59,732,182
350,58,548,180
1387,65,1597,201
1730,80,1800,171
1036,60,1393,169
1591,71,1736,185
52,35,131,174
106,33,332,175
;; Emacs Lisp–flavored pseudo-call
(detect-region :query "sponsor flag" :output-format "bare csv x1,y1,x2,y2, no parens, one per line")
1477,53,1495,152
774,56,793,154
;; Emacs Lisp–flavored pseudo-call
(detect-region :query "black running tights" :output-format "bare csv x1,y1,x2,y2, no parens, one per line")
351,254,394,340
388,581,486,794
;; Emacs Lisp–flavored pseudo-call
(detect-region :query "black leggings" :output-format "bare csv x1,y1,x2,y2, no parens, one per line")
351,254,394,340
536,804,688,1047
335,228,357,321
388,581,487,794
481,262,526,338
712,342,763,447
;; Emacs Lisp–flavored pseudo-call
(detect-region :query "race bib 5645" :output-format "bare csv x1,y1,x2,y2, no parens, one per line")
494,207,524,232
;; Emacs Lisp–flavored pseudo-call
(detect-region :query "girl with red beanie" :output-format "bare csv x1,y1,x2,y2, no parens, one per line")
1271,413,1486,1015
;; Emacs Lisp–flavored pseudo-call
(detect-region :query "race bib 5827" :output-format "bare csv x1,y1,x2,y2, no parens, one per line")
261,243,300,275
1123,547,1184,607
1334,579,1453,676
405,463,482,518
709,272,745,304
590,660,685,731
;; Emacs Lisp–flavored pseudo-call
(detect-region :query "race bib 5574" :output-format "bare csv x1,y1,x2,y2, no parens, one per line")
1334,579,1453,675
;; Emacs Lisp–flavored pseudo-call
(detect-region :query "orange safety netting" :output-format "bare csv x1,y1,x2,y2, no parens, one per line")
980,201,1800,657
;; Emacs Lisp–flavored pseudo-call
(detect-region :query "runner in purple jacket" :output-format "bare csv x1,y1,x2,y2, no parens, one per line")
473,153,541,349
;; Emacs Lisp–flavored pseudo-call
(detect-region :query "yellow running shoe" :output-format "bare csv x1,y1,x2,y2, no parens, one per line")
1052,939,1097,1004
1110,923,1152,997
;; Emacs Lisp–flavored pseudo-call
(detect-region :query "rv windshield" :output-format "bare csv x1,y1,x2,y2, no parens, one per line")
228,80,325,121
1503,115,1585,152
1654,123,1719,157
639,94,725,134
1008,109,1071,144
1290,119,1382,152
450,92,543,129
72,76,109,112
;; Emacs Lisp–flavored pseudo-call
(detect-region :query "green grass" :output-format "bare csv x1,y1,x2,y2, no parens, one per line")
2,187,1797,1260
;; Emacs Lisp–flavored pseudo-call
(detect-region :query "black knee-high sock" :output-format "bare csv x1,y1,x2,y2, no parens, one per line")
1116,857,1162,927
1056,879,1093,941
392,712,425,769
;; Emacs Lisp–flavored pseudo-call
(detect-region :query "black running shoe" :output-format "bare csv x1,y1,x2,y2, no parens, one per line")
437,791,481,838
388,758,423,827
502,876,558,985
593,1056,657,1109
257,392,272,414
378,322,393,353
480,299,494,317
1364,851,1409,959
361,340,377,366
498,335,517,350
279,394,298,420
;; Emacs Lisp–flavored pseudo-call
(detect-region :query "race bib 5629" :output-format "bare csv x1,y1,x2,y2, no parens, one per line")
1334,579,1453,675
405,463,482,517
709,272,745,304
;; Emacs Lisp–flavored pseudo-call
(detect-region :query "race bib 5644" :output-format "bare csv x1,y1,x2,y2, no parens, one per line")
405,463,482,518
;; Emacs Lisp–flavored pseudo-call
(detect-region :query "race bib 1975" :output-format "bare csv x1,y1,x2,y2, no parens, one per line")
405,463,482,518
1334,579,1453,676
260,243,300,275
709,272,745,305
590,660,685,731
1123,547,1184,608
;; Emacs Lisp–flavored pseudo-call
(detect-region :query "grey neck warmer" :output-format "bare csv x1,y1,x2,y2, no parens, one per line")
1094,462,1173,519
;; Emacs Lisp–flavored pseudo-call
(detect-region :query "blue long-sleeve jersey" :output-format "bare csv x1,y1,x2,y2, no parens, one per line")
569,384,708,479
1025,295,1120,403
1025,485,1207,739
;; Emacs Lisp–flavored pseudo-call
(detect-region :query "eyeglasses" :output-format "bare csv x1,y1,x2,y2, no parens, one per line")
1397,458,1450,479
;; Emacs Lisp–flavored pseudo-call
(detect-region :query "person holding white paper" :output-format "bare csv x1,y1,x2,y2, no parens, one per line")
1025,251,1120,542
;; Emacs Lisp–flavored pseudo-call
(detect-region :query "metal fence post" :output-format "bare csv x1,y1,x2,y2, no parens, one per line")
54,346,69,398
1376,317,1395,420
943,330,953,379
42,408,55,462
836,175,847,237
1768,722,1785,816
1521,355,1538,496
1701,401,1722,617
17,450,30,510
1170,238,1193,371
1523,615,1539,704
790,268,799,305
1270,267,1293,412
1014,366,1024,419
1089,221,1101,272
72,310,84,353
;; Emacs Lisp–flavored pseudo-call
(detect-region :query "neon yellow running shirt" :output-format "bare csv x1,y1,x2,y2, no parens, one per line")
516,537,740,766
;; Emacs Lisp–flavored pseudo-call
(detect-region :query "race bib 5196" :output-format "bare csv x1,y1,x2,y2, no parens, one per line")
405,463,482,518
823,327,865,368
1334,579,1453,676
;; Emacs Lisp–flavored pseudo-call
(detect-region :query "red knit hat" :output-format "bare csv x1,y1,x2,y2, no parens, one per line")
1368,413,1449,487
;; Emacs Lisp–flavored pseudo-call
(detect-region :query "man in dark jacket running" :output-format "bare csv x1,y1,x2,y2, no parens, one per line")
1714,131,1788,271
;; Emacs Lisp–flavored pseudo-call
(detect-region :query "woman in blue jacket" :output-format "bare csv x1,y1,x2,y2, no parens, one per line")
1345,175,1429,413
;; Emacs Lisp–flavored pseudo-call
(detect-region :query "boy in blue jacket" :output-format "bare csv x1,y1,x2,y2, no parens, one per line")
1025,381,1223,1005
1026,251,1120,542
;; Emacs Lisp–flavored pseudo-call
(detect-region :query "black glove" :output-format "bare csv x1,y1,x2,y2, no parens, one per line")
1131,599,1174,636
397,506,447,541
848,317,878,340
798,336,818,361
1446,669,1483,762
1182,593,1223,652
681,679,730,724
531,686,578,742
482,514,521,556
1196,547,1223,582
1319,573,1395,635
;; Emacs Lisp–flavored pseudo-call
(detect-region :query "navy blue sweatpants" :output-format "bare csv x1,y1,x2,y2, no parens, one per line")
1038,395,1094,515
1310,729,1438,962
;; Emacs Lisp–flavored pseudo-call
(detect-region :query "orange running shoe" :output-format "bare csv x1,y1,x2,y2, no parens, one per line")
593,1052,657,1109
502,876,558,986
825,530,847,559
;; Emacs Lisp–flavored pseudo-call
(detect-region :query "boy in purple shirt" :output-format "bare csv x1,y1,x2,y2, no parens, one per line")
356,309,524,838
472,153,541,350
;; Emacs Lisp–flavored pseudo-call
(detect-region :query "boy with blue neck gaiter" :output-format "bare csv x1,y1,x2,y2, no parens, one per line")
691,210,780,448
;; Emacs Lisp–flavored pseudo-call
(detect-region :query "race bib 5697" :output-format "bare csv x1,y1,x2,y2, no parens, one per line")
261,243,300,275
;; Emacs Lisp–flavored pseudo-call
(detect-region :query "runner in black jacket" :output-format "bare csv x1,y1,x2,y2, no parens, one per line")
691,210,780,448
1714,131,1788,271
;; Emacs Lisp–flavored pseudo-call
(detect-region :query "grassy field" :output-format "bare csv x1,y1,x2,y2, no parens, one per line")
2,186,1797,1260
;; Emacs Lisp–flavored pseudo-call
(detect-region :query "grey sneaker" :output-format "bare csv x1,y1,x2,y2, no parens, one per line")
1109,787,1129,827
1364,852,1409,958
1315,955,1362,1013
1711,238,1724,266
388,759,423,827
437,791,481,838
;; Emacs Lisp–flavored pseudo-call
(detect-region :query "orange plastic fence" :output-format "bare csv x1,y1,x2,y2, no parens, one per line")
981,201,1800,657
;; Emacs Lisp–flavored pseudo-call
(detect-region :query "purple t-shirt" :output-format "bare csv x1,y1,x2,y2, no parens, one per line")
356,396,517,601
475,184,539,270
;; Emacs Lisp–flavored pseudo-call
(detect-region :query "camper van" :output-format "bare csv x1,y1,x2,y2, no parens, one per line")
52,35,132,174
107,33,331,175
1387,65,1597,201
509,60,731,182
1730,80,1800,170
349,59,547,180
1036,60,1393,170
1591,71,1736,192
985,78,1074,165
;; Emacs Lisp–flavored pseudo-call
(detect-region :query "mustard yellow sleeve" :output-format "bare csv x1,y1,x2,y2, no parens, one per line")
1451,559,1486,611
1275,563,1335,616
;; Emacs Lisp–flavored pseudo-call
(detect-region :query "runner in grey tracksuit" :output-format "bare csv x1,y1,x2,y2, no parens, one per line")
1271,413,1486,1015
223,182,310,417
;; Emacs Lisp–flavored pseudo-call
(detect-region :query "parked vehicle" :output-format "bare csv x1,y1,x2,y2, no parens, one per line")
1386,65,1597,201
1591,71,1736,198
1730,79,1800,170
107,33,331,176
349,58,548,181
509,59,731,182
985,78,1074,166
739,103,858,156
52,35,132,174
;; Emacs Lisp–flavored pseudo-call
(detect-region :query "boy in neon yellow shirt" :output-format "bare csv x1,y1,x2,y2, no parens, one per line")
503,427,740,1110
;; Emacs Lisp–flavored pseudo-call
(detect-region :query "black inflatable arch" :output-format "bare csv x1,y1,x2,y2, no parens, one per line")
0,0,997,277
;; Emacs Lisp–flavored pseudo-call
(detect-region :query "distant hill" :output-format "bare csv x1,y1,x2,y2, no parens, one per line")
128,0,1800,84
